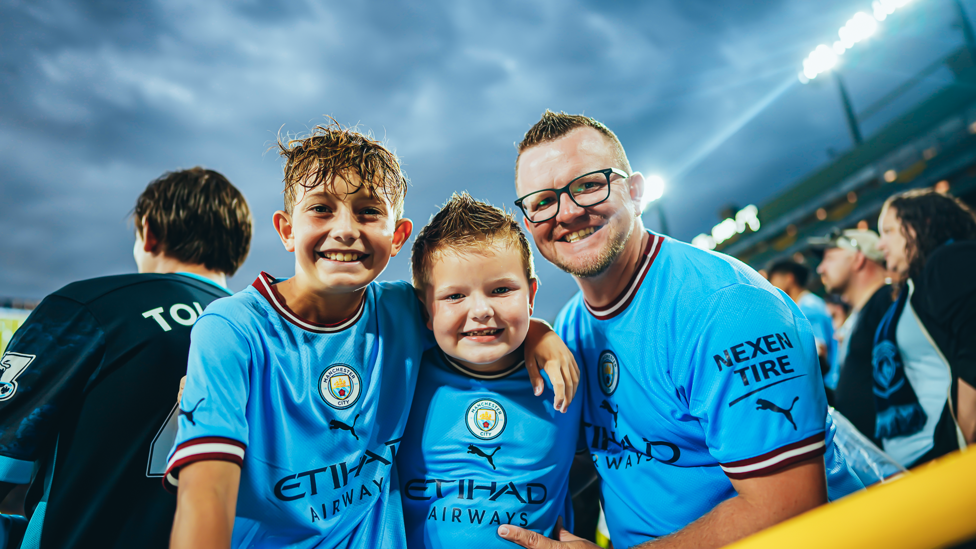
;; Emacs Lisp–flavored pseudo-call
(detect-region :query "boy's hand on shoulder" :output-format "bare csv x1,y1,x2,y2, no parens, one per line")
525,319,579,413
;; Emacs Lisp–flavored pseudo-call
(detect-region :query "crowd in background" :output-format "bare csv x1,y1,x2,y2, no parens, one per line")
767,188,976,472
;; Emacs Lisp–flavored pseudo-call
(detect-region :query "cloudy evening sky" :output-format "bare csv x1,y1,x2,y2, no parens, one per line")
1,0,970,319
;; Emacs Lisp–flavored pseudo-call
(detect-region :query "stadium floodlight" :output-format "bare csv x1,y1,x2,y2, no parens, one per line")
798,0,914,83
641,174,666,212
691,205,761,250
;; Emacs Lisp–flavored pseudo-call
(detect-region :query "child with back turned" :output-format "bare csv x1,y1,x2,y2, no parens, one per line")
165,124,578,549
398,193,582,548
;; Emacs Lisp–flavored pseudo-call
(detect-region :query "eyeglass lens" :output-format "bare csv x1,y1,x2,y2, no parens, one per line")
522,172,611,222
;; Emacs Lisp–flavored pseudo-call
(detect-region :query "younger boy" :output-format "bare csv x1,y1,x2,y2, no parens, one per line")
166,124,578,549
398,193,582,548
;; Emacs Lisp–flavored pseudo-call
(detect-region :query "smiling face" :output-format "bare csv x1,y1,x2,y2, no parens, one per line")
424,243,536,371
516,127,640,278
275,172,411,294
878,205,912,277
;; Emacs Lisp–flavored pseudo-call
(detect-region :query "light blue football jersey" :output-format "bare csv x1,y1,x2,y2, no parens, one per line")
555,233,863,548
165,272,432,549
397,349,581,548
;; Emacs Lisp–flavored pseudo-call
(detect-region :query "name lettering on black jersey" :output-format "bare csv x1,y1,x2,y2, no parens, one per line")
141,302,205,332
329,414,360,440
466,444,500,470
755,397,799,430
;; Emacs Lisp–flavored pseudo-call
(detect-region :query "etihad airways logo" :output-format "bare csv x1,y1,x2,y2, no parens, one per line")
273,437,401,525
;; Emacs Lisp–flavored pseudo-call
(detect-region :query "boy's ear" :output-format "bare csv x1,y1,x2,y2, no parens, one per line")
528,278,538,316
390,218,414,258
141,216,159,254
272,210,296,252
414,286,434,331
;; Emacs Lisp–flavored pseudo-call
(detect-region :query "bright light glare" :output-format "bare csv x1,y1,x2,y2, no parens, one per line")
642,174,666,211
799,2,910,83
692,204,761,250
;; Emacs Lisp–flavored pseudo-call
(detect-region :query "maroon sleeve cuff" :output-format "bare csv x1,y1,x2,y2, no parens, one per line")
720,433,826,480
162,436,245,493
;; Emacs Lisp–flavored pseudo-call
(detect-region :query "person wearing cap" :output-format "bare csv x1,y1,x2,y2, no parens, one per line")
812,229,891,442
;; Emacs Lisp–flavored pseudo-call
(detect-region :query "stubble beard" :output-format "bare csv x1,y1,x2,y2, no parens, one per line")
552,218,633,278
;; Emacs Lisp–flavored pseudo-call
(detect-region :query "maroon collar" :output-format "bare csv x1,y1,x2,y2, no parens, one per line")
583,233,664,321
252,272,365,333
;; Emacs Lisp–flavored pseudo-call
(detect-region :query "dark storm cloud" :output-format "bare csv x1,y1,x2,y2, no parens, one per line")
0,0,969,319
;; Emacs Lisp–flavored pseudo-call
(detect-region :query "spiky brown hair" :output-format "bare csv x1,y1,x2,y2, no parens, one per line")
411,192,536,291
278,120,408,217
515,110,631,187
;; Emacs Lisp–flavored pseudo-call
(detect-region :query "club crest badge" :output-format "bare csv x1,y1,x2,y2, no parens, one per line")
0,352,35,402
319,364,362,409
465,399,507,440
598,350,619,396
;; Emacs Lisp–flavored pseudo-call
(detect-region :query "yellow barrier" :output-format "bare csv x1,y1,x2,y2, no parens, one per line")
0,311,30,354
727,449,976,549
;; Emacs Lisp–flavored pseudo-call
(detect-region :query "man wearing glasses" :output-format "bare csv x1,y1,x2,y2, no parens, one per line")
498,111,862,549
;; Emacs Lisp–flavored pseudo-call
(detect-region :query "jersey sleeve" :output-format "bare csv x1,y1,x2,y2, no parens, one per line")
677,284,829,480
0,296,105,484
163,313,250,491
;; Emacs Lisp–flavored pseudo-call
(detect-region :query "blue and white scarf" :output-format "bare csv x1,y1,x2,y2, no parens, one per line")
872,287,927,439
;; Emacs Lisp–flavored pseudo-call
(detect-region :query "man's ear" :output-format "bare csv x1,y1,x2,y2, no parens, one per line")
141,216,159,254
390,218,414,257
273,210,296,252
528,278,538,316
627,172,645,212
853,252,867,271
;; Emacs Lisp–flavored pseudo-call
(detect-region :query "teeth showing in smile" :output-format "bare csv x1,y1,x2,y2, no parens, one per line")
565,227,596,243
321,252,364,262
463,329,502,337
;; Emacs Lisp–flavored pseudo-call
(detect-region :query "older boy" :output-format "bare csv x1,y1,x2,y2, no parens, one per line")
166,124,577,549
398,193,581,548
0,168,251,549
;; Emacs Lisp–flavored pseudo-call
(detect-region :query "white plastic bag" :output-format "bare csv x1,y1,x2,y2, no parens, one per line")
829,408,907,486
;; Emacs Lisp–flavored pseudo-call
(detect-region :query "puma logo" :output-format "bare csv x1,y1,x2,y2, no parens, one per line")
329,414,360,440
179,398,205,426
600,399,618,427
756,397,799,430
467,444,501,470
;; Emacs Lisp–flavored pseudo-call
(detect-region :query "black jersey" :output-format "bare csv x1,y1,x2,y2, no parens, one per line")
0,273,231,549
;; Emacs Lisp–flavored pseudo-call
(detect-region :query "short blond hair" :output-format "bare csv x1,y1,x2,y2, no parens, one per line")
411,192,536,290
277,120,407,217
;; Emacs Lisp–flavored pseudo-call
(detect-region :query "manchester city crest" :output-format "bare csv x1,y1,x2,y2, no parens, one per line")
465,399,507,440
598,350,619,396
318,364,362,409
872,341,904,398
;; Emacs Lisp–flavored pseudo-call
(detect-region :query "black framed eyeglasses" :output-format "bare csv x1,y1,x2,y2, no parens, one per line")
515,168,629,223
